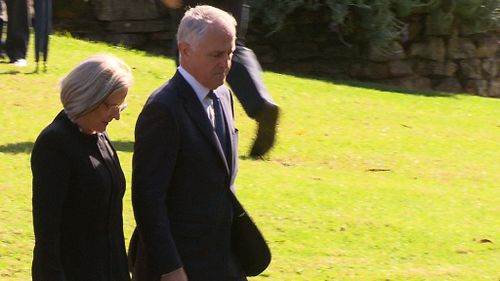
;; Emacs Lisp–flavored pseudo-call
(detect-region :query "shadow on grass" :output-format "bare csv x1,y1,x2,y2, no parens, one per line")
112,140,134,152
239,155,273,161
0,140,134,154
0,67,45,75
266,68,460,98
333,79,458,98
0,61,45,75
0,142,33,154
0,70,21,75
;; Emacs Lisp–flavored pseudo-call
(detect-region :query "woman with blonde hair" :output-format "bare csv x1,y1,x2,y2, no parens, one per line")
31,54,133,281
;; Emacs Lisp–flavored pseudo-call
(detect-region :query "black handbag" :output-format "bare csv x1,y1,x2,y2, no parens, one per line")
230,192,272,276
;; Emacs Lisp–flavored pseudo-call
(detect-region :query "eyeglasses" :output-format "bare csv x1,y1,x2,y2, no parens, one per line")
102,101,128,114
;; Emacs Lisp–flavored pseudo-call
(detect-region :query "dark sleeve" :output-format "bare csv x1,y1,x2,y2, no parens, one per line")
31,132,70,281
132,101,182,276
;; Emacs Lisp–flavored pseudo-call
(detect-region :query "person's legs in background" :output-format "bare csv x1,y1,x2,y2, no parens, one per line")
0,0,5,60
226,44,280,158
5,0,29,66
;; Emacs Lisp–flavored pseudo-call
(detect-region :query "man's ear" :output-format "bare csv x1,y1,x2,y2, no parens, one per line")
178,42,190,58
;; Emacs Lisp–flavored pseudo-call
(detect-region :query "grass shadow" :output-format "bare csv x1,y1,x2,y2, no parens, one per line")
332,79,459,98
266,68,460,98
112,140,134,152
0,70,21,75
0,140,134,154
0,142,33,154
239,155,270,161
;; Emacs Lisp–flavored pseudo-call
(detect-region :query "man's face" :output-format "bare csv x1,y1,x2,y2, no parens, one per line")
180,24,236,89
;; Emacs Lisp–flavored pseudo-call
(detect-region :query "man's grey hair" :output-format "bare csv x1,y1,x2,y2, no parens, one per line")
60,54,133,121
177,5,237,47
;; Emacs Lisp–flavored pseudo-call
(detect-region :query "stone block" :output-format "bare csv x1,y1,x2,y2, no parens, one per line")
105,20,169,33
459,59,482,79
409,38,445,62
54,0,92,19
476,37,499,58
92,0,160,21
382,77,415,89
291,62,314,74
323,45,359,59
149,31,175,41
382,75,432,90
349,62,390,80
464,79,489,96
413,76,433,90
316,61,350,77
434,78,463,93
488,79,500,97
388,60,414,77
447,37,476,59
365,41,406,62
105,33,148,48
482,59,498,78
54,19,102,34
415,60,458,77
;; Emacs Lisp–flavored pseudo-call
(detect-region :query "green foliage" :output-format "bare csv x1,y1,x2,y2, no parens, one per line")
251,0,499,48
251,0,321,31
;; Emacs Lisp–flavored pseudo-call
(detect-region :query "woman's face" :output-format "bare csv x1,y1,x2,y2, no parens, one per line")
76,87,128,135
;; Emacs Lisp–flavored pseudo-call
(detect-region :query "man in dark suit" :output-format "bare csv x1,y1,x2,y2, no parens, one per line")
160,0,280,158
129,5,269,281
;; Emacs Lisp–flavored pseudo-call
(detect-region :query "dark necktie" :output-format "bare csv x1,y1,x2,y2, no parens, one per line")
208,91,228,156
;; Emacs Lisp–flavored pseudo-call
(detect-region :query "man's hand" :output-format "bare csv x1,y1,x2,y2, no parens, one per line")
160,267,188,281
160,0,183,9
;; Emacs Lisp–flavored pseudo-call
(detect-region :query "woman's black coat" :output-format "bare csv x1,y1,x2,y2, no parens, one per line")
31,111,130,281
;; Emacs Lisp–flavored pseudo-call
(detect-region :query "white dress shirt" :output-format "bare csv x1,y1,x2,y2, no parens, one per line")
178,66,216,128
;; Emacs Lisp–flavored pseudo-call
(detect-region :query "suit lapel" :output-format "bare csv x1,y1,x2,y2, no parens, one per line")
175,73,230,175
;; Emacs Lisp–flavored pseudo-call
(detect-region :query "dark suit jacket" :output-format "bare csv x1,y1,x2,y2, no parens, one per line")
130,71,245,281
31,111,130,281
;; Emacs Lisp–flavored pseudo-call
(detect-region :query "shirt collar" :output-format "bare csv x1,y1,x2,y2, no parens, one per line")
178,66,211,103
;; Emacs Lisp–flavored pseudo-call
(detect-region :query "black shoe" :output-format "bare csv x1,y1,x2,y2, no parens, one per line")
249,102,280,158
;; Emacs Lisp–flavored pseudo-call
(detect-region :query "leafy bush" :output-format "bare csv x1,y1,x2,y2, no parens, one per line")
251,0,499,48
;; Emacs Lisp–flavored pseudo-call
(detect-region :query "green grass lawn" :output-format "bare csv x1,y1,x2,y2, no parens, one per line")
0,35,499,280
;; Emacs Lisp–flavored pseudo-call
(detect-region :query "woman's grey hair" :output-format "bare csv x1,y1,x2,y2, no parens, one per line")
60,54,133,121
177,5,237,47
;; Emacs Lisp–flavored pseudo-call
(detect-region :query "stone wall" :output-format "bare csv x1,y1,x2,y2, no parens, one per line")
53,2,500,97
247,9,500,97
53,0,175,52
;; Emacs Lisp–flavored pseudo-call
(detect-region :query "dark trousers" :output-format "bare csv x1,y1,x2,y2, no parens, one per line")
227,44,274,118
0,17,3,52
3,0,29,61
0,2,3,52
